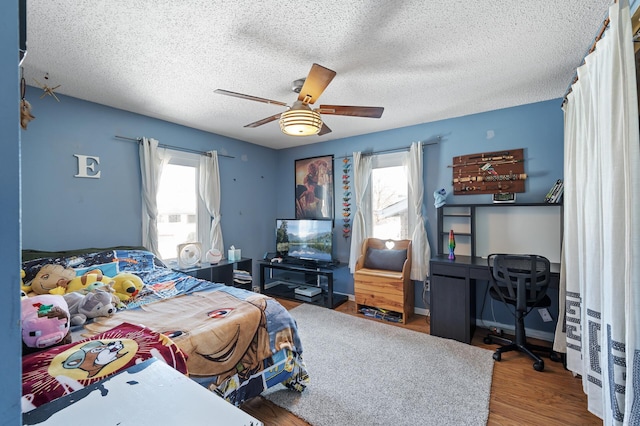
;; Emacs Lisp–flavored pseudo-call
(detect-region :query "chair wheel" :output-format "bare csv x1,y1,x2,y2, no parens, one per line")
484,336,493,344
533,360,545,371
493,352,501,361
550,352,562,363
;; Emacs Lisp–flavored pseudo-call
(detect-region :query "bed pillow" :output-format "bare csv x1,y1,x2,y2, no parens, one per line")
363,248,407,272
74,263,119,278
113,250,157,272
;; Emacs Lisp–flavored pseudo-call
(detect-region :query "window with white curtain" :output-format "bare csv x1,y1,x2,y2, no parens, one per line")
156,150,210,260
367,152,413,240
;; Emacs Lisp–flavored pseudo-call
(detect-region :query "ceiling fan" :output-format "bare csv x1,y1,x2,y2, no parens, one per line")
214,63,384,137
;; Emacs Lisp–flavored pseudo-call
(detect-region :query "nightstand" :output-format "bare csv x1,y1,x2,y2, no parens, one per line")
170,258,253,289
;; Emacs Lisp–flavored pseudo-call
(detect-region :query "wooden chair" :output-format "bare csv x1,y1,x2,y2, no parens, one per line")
354,238,413,323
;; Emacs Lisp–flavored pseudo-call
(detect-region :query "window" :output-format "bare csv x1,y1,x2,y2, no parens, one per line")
156,150,210,260
368,152,412,240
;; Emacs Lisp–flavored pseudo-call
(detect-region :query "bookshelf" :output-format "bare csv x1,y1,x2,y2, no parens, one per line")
436,203,563,263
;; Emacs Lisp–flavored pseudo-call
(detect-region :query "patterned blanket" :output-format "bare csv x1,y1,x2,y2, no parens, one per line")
21,249,309,407
22,322,188,411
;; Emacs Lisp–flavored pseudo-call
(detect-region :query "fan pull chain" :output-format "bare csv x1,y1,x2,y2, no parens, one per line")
20,67,26,100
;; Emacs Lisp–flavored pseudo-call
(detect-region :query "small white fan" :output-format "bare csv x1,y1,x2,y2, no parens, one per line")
177,242,202,269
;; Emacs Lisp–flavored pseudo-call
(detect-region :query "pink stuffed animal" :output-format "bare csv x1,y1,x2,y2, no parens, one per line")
21,294,71,353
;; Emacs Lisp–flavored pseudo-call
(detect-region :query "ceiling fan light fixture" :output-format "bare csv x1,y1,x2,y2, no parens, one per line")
279,102,322,136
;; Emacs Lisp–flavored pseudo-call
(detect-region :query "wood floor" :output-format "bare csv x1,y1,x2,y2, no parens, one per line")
240,299,601,426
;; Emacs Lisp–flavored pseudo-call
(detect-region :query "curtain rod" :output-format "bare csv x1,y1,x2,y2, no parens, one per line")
561,6,614,106
334,136,441,160
114,135,235,158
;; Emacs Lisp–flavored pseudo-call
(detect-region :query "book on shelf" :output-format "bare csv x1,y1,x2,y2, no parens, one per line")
545,179,564,203
550,184,564,203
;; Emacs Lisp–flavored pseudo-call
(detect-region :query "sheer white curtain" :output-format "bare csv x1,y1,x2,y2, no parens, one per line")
348,152,372,272
199,151,224,256
557,1,640,422
139,137,168,256
405,142,430,280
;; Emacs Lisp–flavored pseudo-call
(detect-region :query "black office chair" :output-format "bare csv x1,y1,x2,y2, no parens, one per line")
483,254,561,371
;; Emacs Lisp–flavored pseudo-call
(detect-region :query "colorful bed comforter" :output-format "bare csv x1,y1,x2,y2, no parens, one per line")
21,249,309,409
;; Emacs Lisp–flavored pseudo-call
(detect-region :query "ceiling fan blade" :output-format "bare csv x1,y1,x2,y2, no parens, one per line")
244,112,282,128
215,89,288,107
318,122,332,136
297,64,336,105
317,105,384,118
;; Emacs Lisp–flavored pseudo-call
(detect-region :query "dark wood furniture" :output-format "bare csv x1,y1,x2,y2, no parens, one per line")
430,254,560,344
436,202,563,259
431,202,563,344
258,260,348,309
172,257,253,289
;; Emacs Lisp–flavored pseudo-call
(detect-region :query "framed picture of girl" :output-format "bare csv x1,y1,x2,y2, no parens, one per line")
295,155,334,219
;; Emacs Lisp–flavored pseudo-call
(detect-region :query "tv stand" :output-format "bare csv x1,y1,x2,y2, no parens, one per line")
258,260,347,309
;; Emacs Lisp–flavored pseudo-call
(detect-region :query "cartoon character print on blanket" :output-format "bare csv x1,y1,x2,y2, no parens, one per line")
190,292,271,385
84,290,297,386
21,322,188,412
61,339,129,378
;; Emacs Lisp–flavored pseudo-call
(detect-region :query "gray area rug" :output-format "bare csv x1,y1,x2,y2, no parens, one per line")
264,303,494,426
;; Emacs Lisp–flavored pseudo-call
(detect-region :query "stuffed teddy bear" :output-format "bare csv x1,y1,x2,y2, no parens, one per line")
29,264,76,295
57,269,116,295
111,272,144,302
63,289,117,326
20,269,29,299
20,99,35,130
22,294,72,354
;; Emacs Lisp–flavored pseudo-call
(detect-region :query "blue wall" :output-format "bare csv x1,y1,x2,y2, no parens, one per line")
3,2,631,420
21,93,564,336
1,0,22,423
274,99,563,327
21,93,279,265
14,46,565,423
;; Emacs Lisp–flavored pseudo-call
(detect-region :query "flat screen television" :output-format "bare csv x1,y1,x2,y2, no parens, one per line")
276,219,333,263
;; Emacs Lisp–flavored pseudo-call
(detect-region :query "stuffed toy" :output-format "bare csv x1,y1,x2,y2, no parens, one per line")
20,99,35,130
63,289,117,326
29,264,76,295
22,294,71,354
58,269,116,295
112,273,144,302
20,269,29,299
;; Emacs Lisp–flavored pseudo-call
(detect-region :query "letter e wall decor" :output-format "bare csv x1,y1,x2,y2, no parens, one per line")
74,154,101,179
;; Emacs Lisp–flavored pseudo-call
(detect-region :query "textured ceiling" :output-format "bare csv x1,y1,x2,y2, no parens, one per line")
23,1,612,149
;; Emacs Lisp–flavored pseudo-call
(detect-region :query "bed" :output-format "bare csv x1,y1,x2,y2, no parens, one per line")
20,247,309,412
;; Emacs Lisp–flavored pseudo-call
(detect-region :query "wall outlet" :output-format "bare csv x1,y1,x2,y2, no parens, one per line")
538,308,553,322
425,280,430,292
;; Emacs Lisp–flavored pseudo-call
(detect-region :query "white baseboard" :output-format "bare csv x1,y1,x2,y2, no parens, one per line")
475,318,555,342
333,294,441,326
414,307,430,317
339,294,431,317
338,292,355,301
344,295,554,342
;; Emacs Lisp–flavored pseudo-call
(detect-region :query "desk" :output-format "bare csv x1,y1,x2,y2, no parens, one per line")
430,254,560,344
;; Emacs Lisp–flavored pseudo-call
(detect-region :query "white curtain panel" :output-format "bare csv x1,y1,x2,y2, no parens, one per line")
406,142,431,280
139,137,166,256
199,151,224,256
559,0,640,422
348,152,372,272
